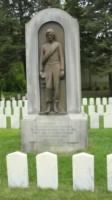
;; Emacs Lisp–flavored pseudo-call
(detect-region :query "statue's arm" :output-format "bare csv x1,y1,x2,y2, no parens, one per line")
58,43,64,77
40,46,44,72
40,46,45,78
58,43,64,71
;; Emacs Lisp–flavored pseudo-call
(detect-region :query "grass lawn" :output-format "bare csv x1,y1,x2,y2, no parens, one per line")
0,128,112,199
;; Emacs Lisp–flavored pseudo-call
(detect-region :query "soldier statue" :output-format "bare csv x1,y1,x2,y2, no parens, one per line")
40,28,64,114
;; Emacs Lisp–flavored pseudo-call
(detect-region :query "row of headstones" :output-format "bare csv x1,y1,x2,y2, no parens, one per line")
82,104,112,115
6,151,112,191
2,104,112,117
89,113,112,128
0,95,27,101
0,106,27,117
0,113,112,129
0,98,112,114
0,99,27,108
0,99,27,128
0,115,25,128
82,97,112,105
1,97,112,108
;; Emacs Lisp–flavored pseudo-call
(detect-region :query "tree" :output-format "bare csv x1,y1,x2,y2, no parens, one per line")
0,0,61,79
84,0,112,93
37,0,60,10
0,7,25,92
65,0,112,93
0,0,62,92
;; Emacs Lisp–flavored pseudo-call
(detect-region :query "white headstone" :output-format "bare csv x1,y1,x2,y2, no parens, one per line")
96,97,101,105
6,100,11,107
17,100,23,107
108,97,112,105
11,116,20,128
107,154,112,191
23,100,28,108
90,113,99,128
97,105,104,115
82,98,88,106
102,97,107,105
88,105,95,115
72,152,94,191
12,100,17,108
0,107,4,115
104,114,112,128
36,152,58,189
0,100,5,107
105,105,112,114
89,98,94,105
4,106,12,116
22,96,26,101
6,151,29,188
0,115,6,128
13,107,20,116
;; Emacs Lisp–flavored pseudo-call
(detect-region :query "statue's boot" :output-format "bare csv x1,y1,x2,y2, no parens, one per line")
44,103,51,114
53,102,59,113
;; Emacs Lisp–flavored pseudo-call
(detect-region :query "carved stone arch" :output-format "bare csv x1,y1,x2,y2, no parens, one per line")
26,8,81,114
38,21,66,113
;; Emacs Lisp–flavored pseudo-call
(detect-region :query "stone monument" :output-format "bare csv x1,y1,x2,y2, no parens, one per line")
21,8,88,152
40,28,65,114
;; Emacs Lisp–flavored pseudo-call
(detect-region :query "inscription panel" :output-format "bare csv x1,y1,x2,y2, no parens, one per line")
21,114,87,152
29,116,79,145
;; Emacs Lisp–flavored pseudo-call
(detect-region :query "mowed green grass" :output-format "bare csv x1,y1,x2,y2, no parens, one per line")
0,128,112,199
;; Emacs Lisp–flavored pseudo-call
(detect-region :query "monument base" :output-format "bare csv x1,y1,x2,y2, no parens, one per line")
21,114,88,153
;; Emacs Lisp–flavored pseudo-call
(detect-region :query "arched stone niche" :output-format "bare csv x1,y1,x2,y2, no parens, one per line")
38,22,66,113
25,8,81,114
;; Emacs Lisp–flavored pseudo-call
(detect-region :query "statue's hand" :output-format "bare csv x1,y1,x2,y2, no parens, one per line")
40,71,46,79
60,69,64,78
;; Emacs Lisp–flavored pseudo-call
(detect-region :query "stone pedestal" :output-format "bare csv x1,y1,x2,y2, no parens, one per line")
21,114,87,153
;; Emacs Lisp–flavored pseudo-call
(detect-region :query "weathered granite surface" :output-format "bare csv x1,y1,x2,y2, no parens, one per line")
21,114,87,152
21,8,88,153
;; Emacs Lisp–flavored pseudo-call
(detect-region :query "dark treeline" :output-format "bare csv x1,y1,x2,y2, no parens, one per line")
0,0,112,94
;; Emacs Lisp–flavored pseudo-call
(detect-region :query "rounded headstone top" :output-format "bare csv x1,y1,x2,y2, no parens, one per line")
36,7,73,17
26,8,77,26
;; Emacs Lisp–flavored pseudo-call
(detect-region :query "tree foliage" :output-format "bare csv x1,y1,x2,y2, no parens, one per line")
0,7,25,91
0,0,61,92
0,0,112,93
65,0,112,92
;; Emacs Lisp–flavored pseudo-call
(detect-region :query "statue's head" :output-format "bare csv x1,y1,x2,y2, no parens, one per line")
46,28,56,42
